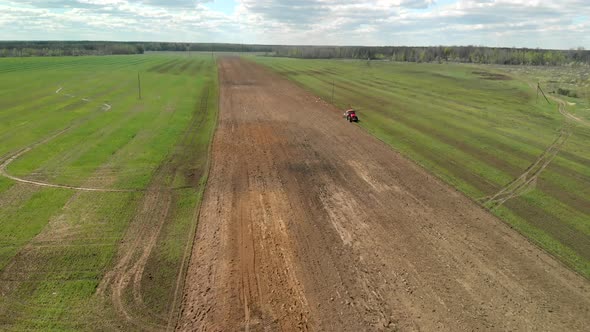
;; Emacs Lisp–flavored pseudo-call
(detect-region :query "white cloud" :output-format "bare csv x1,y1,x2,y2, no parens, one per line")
0,0,588,49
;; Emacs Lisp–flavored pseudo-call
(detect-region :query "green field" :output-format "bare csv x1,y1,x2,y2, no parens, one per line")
1,53,589,330
0,54,218,329
496,64,590,123
253,57,590,278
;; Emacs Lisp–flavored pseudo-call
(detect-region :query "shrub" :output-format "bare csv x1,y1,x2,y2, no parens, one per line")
557,87,578,98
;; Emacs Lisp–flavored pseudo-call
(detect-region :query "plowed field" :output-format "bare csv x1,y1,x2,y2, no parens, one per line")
177,58,590,331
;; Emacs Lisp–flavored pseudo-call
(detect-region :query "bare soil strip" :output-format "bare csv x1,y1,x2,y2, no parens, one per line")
177,58,590,331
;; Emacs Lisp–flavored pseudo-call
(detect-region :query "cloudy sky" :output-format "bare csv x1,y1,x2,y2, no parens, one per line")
0,0,588,49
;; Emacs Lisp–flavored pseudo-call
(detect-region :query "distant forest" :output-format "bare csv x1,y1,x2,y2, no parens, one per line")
0,41,272,57
1,41,589,66
273,45,590,66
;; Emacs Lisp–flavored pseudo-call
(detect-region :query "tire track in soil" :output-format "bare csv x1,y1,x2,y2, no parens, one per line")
97,87,211,331
166,87,214,332
177,58,590,331
177,61,314,331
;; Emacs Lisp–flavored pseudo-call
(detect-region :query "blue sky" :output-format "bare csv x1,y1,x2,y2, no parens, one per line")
0,0,588,49
205,0,236,15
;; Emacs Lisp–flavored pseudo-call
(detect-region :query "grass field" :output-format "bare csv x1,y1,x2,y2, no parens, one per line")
253,57,590,278
0,54,218,329
1,53,588,329
496,64,590,123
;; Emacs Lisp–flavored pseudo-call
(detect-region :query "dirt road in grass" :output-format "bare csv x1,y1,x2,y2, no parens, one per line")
177,57,590,331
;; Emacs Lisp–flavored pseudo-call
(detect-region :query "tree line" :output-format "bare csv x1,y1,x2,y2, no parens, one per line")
271,45,590,66
0,41,145,57
0,41,273,57
1,41,588,66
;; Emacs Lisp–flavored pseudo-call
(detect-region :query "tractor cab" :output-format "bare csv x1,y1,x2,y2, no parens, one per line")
343,109,358,122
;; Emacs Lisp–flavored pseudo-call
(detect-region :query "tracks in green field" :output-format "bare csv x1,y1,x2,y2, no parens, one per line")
0,54,219,330
481,88,585,210
97,85,213,331
481,119,572,209
0,85,203,193
0,105,141,193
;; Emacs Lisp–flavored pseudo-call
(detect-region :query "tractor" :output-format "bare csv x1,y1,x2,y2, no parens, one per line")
343,108,358,122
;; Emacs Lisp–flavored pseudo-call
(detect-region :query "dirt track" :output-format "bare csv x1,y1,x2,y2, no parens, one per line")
177,58,590,331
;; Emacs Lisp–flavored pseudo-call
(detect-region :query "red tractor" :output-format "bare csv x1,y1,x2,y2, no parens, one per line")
343,109,358,123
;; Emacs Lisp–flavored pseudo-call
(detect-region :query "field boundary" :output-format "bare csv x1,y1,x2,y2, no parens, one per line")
97,84,216,331
169,80,219,331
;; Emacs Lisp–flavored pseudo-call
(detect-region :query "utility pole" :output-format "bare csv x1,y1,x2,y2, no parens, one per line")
537,82,550,104
331,81,335,104
138,72,142,100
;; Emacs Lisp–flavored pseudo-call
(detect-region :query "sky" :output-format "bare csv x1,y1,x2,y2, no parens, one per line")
0,0,588,49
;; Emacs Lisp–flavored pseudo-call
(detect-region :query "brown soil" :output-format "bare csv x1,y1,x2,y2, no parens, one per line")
177,58,590,331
